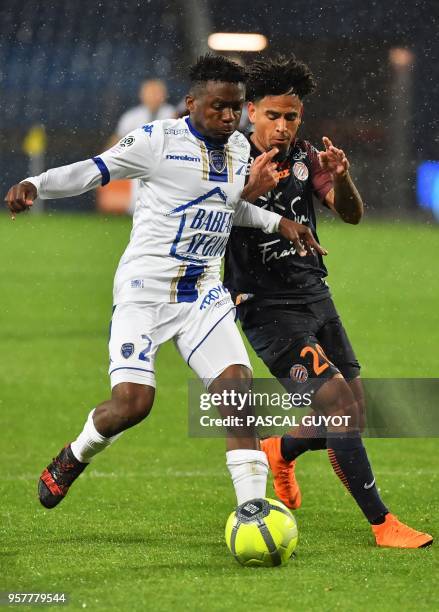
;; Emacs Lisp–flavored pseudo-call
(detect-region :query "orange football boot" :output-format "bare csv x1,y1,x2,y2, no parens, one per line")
372,513,433,548
261,436,301,509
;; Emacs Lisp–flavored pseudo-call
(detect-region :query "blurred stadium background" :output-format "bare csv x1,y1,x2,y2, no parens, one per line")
1,4,438,609
0,0,438,218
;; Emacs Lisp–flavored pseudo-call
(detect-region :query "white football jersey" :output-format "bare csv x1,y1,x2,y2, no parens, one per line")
24,117,281,304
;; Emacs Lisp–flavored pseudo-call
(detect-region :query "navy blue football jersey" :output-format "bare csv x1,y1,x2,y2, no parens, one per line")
224,137,333,303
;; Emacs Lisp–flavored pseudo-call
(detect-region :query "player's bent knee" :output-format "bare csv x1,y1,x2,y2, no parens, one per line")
209,364,252,395
331,394,362,431
112,383,155,426
209,365,252,398
218,363,252,381
209,365,255,438
316,375,362,428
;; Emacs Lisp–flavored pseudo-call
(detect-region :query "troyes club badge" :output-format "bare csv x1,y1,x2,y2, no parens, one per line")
209,149,227,173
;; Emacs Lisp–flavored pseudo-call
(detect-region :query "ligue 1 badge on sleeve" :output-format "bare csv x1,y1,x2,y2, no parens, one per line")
209,149,227,173
119,136,135,148
121,343,135,359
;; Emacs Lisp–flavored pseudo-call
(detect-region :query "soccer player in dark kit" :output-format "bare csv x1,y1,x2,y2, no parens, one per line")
224,55,433,548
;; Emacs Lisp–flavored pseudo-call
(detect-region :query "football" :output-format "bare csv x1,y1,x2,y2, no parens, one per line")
225,497,298,567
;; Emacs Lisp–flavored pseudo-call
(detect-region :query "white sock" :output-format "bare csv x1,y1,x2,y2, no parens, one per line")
70,409,123,463
226,449,268,505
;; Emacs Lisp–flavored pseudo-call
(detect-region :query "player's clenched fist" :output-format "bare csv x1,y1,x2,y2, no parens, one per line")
4,181,37,219
278,217,328,258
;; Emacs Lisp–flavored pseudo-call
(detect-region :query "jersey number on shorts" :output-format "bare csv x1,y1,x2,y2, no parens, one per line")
300,344,332,376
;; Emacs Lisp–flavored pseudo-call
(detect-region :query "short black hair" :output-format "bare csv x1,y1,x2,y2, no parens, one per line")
189,53,246,93
246,54,316,102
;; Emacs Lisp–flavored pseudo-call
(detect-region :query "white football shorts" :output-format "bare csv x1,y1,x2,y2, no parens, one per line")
108,283,252,389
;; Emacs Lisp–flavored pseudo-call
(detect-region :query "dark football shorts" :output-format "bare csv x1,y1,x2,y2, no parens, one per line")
237,296,361,396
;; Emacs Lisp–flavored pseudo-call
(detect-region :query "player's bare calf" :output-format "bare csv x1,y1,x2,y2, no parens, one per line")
92,382,155,437
38,382,155,508
210,364,269,504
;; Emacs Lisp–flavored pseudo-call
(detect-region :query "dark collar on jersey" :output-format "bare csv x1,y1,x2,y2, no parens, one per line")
185,116,226,149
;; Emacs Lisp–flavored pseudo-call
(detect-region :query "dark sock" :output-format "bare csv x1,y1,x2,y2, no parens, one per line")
280,423,327,461
370,514,387,525
327,434,388,524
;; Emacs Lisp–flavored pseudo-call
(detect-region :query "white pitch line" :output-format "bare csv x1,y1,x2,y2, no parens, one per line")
0,469,226,482
1,468,438,483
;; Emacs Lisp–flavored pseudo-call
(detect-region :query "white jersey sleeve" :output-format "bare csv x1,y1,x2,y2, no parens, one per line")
22,125,163,200
233,199,282,233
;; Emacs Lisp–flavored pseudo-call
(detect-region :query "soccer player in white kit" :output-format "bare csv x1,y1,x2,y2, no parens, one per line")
5,55,325,510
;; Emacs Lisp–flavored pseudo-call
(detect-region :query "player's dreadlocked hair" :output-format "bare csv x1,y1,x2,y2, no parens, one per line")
246,55,317,102
189,53,246,94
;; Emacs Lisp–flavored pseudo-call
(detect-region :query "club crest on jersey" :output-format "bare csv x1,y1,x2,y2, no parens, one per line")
293,161,309,181
208,149,227,173
290,364,308,383
121,343,135,359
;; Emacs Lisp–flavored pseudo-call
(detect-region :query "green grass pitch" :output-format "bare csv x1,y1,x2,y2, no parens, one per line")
0,213,438,611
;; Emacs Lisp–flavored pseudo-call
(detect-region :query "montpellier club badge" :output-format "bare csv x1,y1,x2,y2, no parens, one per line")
290,364,309,383
293,161,309,181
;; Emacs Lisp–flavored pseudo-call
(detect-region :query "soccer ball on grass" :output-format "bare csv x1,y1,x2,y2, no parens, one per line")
225,497,298,567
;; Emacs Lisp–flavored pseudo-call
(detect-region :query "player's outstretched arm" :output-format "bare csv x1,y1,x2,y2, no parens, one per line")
4,158,117,218
4,127,158,218
319,136,364,225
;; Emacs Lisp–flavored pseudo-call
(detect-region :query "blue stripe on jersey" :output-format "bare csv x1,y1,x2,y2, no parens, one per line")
170,213,186,257
185,117,231,183
208,166,228,183
168,187,227,216
185,117,225,149
92,156,110,186
168,208,214,265
186,117,229,183
176,264,205,303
